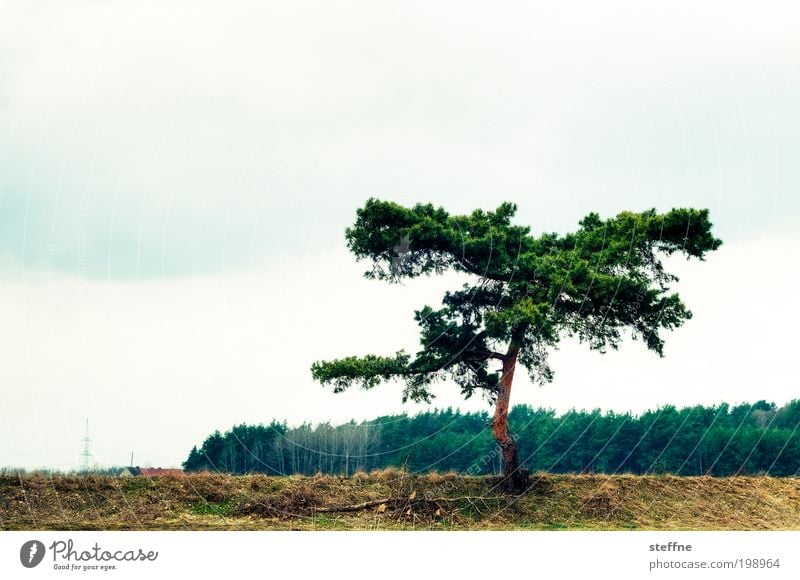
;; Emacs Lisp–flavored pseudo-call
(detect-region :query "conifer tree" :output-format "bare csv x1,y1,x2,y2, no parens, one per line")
311,199,721,490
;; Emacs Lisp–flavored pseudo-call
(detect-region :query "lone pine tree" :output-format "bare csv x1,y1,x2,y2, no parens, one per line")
311,199,721,490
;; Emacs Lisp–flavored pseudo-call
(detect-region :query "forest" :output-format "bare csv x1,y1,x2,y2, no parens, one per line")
183,400,800,477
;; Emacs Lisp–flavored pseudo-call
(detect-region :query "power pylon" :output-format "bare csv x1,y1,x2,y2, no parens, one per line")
80,419,93,471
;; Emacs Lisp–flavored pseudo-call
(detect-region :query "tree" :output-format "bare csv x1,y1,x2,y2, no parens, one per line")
310,199,722,490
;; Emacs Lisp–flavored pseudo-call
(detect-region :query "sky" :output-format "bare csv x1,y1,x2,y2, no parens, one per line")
0,0,798,469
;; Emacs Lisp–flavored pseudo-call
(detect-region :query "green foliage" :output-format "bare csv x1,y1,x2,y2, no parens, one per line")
190,501,233,517
182,421,288,474
312,199,722,402
310,353,411,392
185,400,800,477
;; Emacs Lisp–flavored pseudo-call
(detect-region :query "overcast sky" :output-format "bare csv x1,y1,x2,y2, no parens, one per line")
0,0,798,469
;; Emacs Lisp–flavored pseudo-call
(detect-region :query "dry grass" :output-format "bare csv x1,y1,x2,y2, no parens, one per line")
2,472,800,530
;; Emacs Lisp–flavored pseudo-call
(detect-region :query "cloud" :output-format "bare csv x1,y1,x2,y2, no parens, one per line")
1,0,797,468
0,0,797,278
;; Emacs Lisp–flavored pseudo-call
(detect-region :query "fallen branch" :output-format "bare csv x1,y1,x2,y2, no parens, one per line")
315,498,401,513
315,496,503,513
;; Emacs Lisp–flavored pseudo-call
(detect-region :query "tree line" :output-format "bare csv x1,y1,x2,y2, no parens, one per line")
183,400,800,477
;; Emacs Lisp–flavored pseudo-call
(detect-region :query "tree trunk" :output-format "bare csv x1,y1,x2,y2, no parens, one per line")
492,346,529,492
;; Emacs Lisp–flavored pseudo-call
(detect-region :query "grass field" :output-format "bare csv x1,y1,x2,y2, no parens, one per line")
3,470,800,530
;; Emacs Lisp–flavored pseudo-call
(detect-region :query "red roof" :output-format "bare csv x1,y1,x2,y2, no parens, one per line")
138,467,184,477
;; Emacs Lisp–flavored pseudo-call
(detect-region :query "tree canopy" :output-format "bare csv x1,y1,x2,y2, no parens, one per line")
311,199,722,404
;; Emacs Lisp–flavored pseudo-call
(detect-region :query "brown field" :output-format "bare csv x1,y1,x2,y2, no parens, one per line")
3,471,800,530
